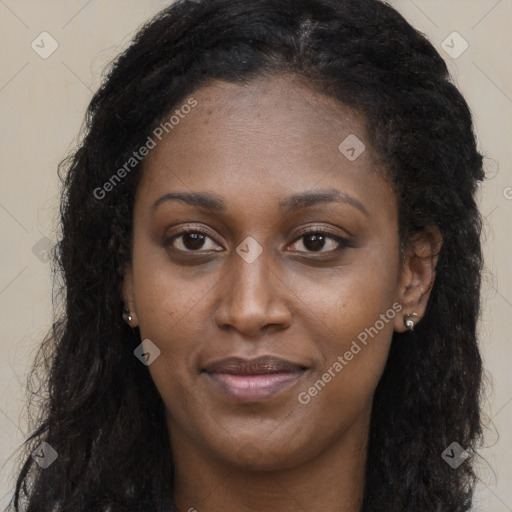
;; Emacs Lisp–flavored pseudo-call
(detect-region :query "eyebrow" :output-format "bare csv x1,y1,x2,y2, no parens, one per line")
279,189,368,216
151,188,369,216
152,191,225,213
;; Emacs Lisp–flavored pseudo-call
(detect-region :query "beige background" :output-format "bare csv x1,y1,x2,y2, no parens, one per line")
0,0,510,510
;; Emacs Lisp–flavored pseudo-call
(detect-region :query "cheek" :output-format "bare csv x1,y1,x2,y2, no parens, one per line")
293,300,397,438
130,229,213,344
294,251,399,408
292,242,399,344
131,273,206,422
133,269,205,366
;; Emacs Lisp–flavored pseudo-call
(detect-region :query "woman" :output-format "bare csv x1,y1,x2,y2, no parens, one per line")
11,0,485,510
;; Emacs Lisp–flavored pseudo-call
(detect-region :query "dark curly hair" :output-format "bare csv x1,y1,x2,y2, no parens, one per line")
9,0,486,510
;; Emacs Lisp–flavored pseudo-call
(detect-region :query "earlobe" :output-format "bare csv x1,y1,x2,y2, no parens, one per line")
394,226,442,333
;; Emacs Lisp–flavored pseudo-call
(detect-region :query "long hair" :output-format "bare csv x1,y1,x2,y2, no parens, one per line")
10,0,485,510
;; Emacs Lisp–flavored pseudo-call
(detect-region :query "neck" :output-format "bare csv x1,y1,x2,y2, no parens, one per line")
169,409,370,512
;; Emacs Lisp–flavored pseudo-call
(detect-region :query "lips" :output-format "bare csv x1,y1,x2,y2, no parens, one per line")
203,356,306,375
202,356,307,402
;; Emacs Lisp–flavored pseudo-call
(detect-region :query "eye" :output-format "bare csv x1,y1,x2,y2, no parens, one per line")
165,227,222,252
288,229,349,253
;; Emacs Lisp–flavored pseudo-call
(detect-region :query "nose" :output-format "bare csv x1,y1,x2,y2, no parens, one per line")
213,247,292,338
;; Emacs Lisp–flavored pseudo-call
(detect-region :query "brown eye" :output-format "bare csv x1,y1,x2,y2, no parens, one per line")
288,230,349,253
166,228,222,253
181,232,207,251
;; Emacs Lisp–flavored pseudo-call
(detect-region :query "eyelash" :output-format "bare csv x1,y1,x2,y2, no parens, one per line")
165,226,351,254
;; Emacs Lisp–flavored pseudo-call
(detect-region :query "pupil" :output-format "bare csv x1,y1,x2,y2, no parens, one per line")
304,234,325,252
184,233,205,250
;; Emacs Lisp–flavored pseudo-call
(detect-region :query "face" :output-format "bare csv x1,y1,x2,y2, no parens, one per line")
122,74,434,471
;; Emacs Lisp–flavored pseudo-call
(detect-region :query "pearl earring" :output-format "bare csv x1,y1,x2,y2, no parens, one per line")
122,308,133,326
404,312,418,331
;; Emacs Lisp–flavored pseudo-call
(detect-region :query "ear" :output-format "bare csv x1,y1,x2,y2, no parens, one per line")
121,262,139,328
393,226,443,333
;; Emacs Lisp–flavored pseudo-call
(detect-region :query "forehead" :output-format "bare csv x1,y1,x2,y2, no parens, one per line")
136,74,395,224
147,75,368,168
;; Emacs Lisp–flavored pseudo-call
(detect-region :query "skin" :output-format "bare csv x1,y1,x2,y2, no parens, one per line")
122,74,442,512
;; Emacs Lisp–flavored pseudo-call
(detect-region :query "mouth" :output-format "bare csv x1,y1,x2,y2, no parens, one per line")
201,356,308,402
